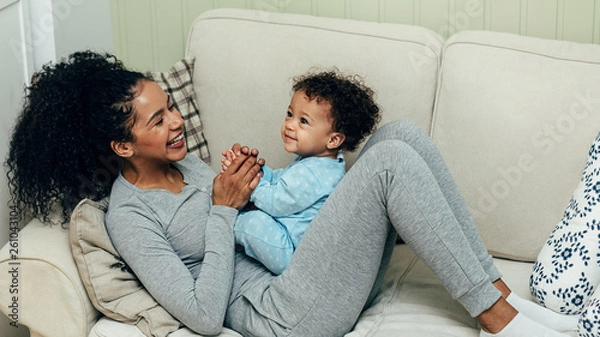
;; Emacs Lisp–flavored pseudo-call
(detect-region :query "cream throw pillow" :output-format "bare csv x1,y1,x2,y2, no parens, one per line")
69,198,182,337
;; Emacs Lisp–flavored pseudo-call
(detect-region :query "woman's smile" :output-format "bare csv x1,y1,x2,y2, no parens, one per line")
167,133,185,148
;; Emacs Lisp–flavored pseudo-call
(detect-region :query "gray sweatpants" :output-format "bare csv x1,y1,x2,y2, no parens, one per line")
225,120,503,337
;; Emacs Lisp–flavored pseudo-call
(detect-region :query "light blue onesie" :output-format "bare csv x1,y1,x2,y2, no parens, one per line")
234,153,346,274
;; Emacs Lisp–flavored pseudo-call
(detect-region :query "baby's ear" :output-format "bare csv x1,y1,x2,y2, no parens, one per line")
327,132,346,150
110,140,134,158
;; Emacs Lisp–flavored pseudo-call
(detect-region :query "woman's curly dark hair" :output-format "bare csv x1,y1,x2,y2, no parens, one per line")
292,70,381,152
5,51,148,224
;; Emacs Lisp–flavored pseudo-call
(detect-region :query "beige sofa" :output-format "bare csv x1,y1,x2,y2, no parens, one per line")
2,8,600,337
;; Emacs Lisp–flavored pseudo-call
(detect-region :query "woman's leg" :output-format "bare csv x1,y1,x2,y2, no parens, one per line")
227,120,500,336
366,121,578,333
359,120,501,282
226,120,565,337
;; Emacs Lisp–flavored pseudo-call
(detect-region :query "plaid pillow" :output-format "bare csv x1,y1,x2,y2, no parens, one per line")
148,57,210,162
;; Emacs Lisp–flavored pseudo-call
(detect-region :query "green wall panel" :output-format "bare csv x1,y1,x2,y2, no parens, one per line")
111,0,600,72
283,0,313,15
347,0,380,21
382,0,415,24
316,0,346,18
561,0,596,43
488,0,520,35
525,0,558,39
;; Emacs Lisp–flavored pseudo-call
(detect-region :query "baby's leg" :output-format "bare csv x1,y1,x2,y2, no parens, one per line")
234,210,294,275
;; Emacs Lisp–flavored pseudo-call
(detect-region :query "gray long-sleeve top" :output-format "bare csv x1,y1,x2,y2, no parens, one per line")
105,154,237,335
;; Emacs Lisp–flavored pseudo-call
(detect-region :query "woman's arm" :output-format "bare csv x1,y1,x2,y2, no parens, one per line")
107,153,262,335
107,201,237,335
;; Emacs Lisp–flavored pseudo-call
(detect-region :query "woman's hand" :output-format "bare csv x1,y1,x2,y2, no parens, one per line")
212,148,263,210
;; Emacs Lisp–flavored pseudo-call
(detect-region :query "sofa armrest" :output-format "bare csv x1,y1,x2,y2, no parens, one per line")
0,218,99,337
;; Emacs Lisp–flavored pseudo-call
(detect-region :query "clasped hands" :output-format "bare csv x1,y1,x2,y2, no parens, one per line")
212,143,265,210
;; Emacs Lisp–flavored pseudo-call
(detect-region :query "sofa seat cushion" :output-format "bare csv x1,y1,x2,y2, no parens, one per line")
88,244,490,336
88,244,548,337
349,244,478,337
350,244,579,337
89,317,242,337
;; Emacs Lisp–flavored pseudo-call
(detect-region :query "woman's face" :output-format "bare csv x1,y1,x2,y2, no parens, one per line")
127,80,187,165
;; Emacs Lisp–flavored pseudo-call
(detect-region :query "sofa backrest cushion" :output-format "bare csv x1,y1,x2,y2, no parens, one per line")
186,8,444,172
432,30,600,261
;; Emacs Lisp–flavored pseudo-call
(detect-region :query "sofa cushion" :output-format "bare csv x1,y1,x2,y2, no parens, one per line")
90,317,242,337
148,57,210,162
89,245,568,337
186,8,444,172
0,217,97,337
346,245,581,337
432,30,600,261
69,198,183,337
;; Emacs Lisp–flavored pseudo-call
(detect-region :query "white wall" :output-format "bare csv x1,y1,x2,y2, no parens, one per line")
28,0,114,71
51,0,113,63
0,1,112,335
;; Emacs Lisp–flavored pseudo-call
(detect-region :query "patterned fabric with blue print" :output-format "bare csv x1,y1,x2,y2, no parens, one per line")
530,131,600,336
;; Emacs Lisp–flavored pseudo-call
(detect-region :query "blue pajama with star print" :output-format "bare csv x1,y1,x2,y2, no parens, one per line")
234,153,346,275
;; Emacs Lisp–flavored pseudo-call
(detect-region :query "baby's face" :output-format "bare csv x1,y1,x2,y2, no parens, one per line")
280,90,337,158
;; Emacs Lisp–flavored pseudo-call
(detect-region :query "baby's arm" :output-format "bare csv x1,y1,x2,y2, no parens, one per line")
251,162,327,217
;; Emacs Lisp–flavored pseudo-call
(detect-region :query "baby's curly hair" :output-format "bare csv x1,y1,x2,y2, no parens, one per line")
292,70,381,152
5,51,148,224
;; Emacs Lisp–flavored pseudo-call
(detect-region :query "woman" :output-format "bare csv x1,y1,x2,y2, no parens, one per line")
6,51,575,337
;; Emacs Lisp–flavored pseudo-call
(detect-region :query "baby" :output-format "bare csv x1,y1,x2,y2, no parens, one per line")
222,70,381,274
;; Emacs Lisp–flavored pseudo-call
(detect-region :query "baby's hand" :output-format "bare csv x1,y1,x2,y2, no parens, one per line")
221,149,237,173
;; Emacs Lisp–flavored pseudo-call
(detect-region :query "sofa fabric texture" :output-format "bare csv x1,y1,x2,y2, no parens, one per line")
432,31,600,262
1,7,598,337
186,9,444,172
